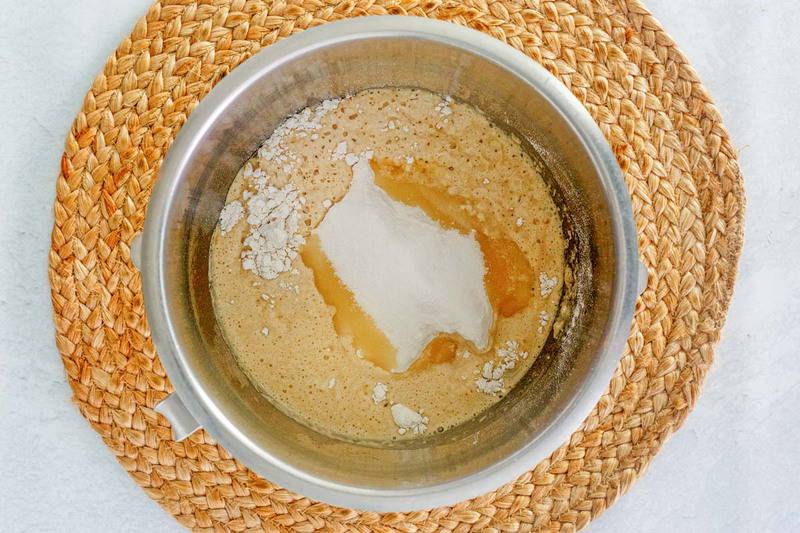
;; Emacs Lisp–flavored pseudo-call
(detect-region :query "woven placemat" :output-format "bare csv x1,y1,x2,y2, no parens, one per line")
49,1,745,531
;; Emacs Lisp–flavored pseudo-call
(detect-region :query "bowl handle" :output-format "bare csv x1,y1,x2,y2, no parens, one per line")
155,392,202,441
131,233,202,441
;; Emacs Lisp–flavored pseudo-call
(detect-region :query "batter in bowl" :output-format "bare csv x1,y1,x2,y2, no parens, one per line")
209,88,569,442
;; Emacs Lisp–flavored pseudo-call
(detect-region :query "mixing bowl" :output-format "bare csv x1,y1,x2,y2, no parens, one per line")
137,16,643,511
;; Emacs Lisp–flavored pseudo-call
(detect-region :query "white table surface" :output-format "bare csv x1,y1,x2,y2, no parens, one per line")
1,1,798,531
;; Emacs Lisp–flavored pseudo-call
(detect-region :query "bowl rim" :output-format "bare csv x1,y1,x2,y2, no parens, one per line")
141,15,639,511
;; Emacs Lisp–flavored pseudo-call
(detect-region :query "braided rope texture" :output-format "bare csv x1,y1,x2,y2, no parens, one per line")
48,0,744,531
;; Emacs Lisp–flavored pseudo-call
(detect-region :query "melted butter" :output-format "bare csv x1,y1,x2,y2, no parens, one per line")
300,234,397,371
411,334,459,371
476,232,534,317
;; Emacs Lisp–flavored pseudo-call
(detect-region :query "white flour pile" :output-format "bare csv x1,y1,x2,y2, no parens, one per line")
314,157,493,372
257,98,340,174
240,172,306,280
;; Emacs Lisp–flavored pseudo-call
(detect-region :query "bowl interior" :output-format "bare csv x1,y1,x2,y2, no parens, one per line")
151,24,623,501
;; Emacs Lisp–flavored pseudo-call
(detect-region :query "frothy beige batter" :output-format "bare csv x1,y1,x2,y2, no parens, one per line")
209,88,567,443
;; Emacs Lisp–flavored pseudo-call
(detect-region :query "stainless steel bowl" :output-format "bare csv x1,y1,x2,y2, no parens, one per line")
138,16,642,512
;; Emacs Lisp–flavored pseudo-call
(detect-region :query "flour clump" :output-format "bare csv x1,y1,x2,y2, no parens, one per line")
391,403,428,435
372,382,388,404
475,340,528,395
218,201,243,234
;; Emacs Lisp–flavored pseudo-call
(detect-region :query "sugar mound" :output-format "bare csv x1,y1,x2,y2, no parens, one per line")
315,158,492,372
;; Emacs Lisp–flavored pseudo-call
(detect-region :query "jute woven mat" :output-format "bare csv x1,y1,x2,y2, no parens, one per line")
48,1,745,531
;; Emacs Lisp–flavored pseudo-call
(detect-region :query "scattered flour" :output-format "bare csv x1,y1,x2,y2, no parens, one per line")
435,95,453,116
218,201,243,234
372,382,388,404
240,182,306,280
257,98,340,173
475,340,528,395
434,96,453,129
476,362,504,395
278,280,300,294
391,403,428,435
327,377,336,389
515,216,525,227
260,293,276,309
538,310,549,334
539,272,558,296
261,327,270,337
